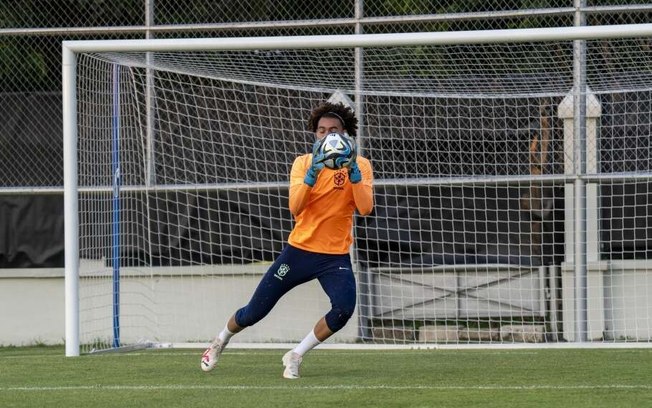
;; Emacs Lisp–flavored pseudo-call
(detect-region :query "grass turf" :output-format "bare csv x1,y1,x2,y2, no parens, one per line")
0,346,650,407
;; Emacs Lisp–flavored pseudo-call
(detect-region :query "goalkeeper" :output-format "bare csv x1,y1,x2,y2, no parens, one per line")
201,101,374,379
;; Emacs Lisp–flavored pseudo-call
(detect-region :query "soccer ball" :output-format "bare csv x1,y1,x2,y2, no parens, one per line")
318,132,354,170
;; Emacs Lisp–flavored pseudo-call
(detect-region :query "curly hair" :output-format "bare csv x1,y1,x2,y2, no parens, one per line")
307,102,358,137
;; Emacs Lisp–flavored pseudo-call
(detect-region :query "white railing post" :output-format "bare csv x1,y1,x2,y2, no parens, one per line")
558,89,603,342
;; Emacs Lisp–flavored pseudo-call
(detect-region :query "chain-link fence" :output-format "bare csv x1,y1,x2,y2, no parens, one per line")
1,0,650,187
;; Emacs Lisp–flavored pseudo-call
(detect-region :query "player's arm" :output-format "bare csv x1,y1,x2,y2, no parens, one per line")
289,140,326,216
289,155,314,216
351,158,374,216
344,135,374,216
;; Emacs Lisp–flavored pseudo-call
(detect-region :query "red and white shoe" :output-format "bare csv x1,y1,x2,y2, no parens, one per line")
200,339,225,372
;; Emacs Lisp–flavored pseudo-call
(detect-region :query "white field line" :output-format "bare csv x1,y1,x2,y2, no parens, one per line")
1,384,651,392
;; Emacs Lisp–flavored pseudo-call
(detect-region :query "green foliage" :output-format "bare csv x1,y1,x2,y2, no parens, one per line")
0,0,144,27
0,41,48,92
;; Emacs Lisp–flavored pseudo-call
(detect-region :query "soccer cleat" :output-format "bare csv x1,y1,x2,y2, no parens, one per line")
282,350,303,379
200,339,225,372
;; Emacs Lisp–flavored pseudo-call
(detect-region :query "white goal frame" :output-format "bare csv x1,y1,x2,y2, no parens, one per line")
63,24,652,357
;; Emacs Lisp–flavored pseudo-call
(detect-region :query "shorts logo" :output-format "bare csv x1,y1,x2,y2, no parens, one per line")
274,263,290,281
334,171,346,188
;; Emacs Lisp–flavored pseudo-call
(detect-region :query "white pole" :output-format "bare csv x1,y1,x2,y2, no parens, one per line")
573,0,588,343
62,45,80,357
145,0,156,186
353,0,371,341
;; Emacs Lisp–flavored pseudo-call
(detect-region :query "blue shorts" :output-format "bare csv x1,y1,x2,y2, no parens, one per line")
234,245,357,333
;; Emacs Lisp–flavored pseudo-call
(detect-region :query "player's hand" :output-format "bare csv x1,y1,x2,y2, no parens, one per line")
342,134,362,184
342,133,358,165
348,161,362,184
304,138,325,187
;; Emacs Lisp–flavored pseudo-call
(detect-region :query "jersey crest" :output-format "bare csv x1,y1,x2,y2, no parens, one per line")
333,170,347,188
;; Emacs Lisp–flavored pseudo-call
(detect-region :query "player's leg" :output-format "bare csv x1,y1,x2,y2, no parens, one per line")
200,315,242,372
283,260,356,379
318,265,357,336
202,246,311,372
234,247,317,328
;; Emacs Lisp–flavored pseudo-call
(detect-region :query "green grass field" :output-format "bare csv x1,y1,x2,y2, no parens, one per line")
0,346,650,407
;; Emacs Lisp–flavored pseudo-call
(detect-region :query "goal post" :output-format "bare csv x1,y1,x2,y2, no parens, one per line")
63,24,652,356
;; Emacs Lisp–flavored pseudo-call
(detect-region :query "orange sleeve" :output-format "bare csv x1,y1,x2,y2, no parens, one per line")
288,155,313,216
352,157,374,216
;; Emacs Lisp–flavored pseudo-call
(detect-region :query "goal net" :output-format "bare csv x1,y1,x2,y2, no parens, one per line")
64,25,652,354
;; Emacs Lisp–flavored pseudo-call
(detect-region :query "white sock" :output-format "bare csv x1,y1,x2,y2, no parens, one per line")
293,330,321,357
217,325,235,345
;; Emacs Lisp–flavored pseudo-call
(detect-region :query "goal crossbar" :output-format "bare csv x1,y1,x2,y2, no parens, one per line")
63,24,652,54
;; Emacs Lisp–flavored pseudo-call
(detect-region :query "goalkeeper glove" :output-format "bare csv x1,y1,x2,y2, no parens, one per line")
348,161,362,184
342,134,362,184
304,138,325,187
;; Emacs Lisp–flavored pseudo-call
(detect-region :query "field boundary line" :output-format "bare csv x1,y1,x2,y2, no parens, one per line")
2,384,651,392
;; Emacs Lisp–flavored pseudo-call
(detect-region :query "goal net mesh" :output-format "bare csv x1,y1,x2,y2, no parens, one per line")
73,35,652,352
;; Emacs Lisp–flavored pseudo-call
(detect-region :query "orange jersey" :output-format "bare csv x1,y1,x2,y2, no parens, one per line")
287,155,374,254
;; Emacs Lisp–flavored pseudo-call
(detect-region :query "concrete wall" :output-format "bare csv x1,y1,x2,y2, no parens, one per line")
4,261,652,346
0,263,358,347
0,269,65,346
562,260,652,341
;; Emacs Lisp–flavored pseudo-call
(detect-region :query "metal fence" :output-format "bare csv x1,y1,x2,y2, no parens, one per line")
0,0,651,187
